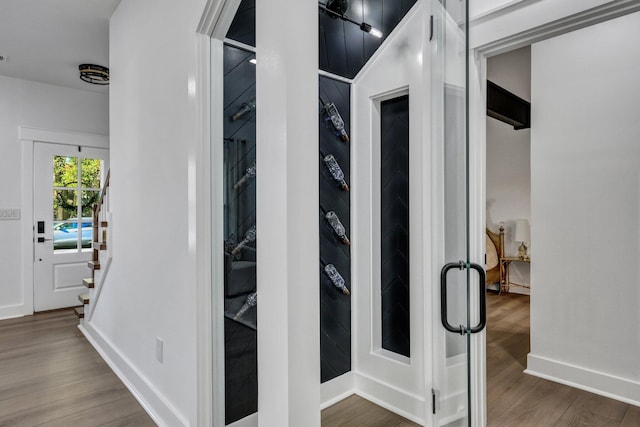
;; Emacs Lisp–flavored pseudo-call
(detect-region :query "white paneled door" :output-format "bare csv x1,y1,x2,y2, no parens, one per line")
33,142,108,311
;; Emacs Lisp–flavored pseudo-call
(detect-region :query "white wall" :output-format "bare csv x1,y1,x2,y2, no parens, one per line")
0,75,108,319
86,0,206,425
527,11,640,404
486,46,531,291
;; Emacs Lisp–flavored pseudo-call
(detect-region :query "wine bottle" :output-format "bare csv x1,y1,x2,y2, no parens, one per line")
325,211,350,245
323,154,349,191
231,97,256,121
233,161,256,190
323,102,349,142
324,264,350,295
231,225,256,255
233,292,257,320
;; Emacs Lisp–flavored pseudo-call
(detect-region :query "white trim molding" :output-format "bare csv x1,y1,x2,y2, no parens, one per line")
526,354,640,407
354,372,425,425
321,373,355,410
79,322,190,427
20,126,108,149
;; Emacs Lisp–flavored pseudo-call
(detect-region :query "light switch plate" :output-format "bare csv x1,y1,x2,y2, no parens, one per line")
0,209,20,220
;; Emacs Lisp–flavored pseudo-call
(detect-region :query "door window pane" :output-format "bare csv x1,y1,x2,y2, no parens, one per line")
52,157,102,252
81,158,102,188
54,156,78,187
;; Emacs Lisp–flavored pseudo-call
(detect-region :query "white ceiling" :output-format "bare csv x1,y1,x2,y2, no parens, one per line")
0,0,121,93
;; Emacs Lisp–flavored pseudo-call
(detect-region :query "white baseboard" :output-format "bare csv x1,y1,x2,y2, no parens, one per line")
321,372,355,409
78,322,190,427
0,303,29,320
354,372,425,424
526,353,640,407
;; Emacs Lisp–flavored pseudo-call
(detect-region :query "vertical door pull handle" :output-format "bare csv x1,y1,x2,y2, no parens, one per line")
440,261,487,335
440,261,466,334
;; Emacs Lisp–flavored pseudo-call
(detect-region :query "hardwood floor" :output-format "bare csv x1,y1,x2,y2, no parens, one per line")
322,395,419,426
486,292,640,427
0,310,155,427
324,293,640,426
3,299,638,426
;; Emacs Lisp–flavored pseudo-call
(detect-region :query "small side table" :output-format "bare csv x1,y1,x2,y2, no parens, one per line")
499,256,530,294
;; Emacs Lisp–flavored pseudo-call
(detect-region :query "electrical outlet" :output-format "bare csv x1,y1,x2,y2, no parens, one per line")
0,209,20,220
156,337,164,363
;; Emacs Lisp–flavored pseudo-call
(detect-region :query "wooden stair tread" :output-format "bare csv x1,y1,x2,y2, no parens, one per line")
83,278,94,288
74,306,84,319
78,293,89,304
88,260,100,270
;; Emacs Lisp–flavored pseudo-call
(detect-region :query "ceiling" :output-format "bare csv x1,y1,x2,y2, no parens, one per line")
226,0,417,80
0,0,120,93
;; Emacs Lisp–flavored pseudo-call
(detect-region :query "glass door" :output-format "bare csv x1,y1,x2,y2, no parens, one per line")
432,1,485,426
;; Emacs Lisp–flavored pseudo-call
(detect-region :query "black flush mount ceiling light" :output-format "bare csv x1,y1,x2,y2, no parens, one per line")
79,64,109,85
319,1,383,38
326,0,348,16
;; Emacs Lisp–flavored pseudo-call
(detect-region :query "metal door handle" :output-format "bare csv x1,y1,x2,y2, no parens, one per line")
37,237,53,243
440,261,487,335
469,262,486,334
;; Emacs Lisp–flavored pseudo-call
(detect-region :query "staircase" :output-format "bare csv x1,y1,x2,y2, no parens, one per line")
75,170,111,320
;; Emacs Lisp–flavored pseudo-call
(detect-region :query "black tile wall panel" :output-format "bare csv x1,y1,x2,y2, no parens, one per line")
226,0,255,47
380,95,410,358
319,75,351,383
223,44,258,425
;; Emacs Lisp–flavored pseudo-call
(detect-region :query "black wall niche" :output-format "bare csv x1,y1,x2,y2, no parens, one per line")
223,44,258,425
319,75,352,383
380,95,410,358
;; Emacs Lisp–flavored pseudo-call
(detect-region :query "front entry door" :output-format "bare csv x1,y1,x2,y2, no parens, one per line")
432,1,486,426
33,142,108,311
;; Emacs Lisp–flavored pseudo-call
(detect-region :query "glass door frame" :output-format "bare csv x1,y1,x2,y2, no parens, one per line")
430,0,487,426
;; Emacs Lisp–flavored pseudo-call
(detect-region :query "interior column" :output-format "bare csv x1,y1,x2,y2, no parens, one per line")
255,1,320,425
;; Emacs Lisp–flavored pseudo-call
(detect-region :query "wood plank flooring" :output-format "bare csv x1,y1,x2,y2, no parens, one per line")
322,394,419,426
323,293,640,426
2,299,638,426
486,292,640,426
0,310,155,427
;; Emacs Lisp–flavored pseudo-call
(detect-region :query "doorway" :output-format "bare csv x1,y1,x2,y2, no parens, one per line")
33,141,108,311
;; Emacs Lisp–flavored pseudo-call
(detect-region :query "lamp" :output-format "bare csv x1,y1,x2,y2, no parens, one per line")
514,219,530,260
319,1,383,38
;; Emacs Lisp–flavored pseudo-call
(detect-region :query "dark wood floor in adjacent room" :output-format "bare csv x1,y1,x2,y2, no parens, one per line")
0,309,155,427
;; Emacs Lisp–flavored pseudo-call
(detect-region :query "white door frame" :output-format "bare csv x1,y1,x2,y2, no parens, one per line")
194,1,242,426
20,126,108,316
468,2,640,426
